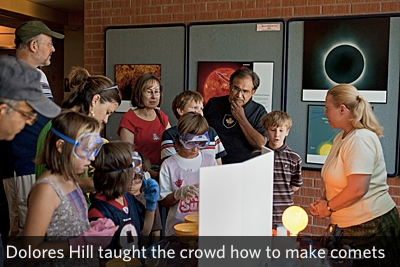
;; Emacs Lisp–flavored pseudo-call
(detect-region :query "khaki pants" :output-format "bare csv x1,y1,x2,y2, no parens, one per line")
3,174,35,235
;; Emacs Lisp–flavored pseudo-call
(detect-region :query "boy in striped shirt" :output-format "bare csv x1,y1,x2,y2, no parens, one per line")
261,110,303,226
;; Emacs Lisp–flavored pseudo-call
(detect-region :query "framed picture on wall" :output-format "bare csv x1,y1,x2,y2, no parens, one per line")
197,61,274,111
114,64,161,111
302,17,389,103
306,105,341,164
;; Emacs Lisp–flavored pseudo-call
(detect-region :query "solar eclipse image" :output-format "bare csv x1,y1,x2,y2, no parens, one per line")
302,17,389,102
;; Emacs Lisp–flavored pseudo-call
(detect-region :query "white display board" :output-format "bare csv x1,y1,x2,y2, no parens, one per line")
198,146,274,236
197,147,274,267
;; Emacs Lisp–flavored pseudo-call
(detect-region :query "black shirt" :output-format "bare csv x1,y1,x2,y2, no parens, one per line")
204,95,267,164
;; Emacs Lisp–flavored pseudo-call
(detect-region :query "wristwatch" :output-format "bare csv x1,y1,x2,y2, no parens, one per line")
327,201,334,212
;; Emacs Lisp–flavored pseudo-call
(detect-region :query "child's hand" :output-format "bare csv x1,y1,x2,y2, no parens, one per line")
174,184,199,203
142,178,159,211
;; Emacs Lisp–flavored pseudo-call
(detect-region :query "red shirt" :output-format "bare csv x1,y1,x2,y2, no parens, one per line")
118,109,168,165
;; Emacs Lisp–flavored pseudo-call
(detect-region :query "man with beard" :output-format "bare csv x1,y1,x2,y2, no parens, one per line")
204,68,268,164
2,21,64,237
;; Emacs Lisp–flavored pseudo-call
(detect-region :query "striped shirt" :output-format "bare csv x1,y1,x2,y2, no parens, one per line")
267,142,302,225
38,68,54,99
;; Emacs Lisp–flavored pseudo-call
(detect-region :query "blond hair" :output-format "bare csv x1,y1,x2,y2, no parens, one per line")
261,110,292,130
327,84,384,138
172,90,204,119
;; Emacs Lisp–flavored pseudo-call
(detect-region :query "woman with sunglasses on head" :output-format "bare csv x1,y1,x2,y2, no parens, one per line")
118,74,171,180
159,112,218,236
23,111,117,266
35,70,121,191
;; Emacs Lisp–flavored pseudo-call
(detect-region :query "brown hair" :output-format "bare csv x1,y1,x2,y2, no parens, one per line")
92,141,134,200
35,110,101,182
67,66,90,93
62,75,121,115
261,110,292,130
138,152,151,172
172,90,204,119
175,112,209,148
327,84,384,138
130,73,163,108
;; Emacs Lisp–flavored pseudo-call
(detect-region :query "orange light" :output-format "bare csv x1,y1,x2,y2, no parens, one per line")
282,206,308,236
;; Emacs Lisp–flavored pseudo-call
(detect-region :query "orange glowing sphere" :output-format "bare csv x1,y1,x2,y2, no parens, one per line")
282,206,308,236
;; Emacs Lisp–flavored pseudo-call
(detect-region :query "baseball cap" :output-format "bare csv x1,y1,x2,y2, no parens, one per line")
15,21,64,43
0,56,61,118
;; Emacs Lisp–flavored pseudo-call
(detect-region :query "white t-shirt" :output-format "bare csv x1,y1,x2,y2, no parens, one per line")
159,151,217,236
322,128,395,227
37,68,53,99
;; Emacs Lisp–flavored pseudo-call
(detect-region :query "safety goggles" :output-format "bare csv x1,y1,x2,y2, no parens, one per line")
179,131,210,150
130,173,143,184
50,127,104,159
132,151,143,174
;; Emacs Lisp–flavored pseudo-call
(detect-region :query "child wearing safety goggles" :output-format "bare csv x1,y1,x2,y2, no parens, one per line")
127,152,162,246
88,141,160,256
159,112,218,236
24,111,117,266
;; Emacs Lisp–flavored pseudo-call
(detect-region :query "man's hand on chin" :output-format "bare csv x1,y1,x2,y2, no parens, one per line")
231,100,246,122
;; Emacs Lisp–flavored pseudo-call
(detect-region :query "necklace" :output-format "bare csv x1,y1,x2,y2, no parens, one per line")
336,128,355,157
342,127,355,139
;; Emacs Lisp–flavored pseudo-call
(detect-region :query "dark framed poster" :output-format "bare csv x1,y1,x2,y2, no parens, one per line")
188,19,285,112
197,61,274,111
302,17,389,103
286,14,400,176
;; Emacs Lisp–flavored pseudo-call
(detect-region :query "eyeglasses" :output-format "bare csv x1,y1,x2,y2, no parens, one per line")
144,89,161,97
324,104,350,113
8,105,38,124
38,42,54,48
130,174,143,185
324,106,336,112
50,127,104,159
231,85,253,95
179,132,210,150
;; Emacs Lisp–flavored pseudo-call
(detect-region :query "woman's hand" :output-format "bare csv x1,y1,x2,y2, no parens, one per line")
309,199,331,219
310,174,371,219
309,201,318,216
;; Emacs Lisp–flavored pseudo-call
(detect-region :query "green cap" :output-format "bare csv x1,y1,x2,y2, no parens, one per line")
15,21,64,43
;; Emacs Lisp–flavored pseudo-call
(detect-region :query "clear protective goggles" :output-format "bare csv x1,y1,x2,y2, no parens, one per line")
179,131,210,150
50,127,104,159
132,151,143,174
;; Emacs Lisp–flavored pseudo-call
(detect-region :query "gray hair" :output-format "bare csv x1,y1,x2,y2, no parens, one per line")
15,35,40,51
0,97,21,114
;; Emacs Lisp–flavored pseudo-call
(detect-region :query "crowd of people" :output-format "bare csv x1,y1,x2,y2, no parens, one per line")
0,20,399,267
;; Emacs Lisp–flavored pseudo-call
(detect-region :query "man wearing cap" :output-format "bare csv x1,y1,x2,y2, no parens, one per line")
0,55,60,267
0,56,60,146
2,21,64,237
